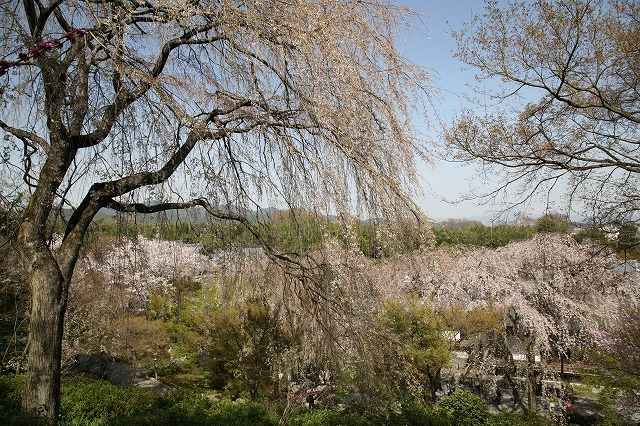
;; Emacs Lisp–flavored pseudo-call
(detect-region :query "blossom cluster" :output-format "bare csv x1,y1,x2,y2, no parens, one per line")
75,235,217,307
372,233,638,356
0,29,85,76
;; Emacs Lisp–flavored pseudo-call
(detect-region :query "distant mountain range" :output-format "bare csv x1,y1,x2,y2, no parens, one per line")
96,205,282,223
56,204,281,224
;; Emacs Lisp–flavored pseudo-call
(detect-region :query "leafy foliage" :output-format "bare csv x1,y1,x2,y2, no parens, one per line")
534,214,572,235
487,413,552,426
0,375,47,426
379,299,450,402
616,223,640,260
60,376,159,421
0,365,597,426
200,298,298,398
573,227,609,245
437,389,490,426
433,221,534,248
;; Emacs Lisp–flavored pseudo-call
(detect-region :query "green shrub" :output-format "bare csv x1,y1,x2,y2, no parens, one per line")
437,389,490,426
0,374,24,404
288,400,452,426
374,399,451,426
134,389,212,426
60,375,160,422
289,409,371,426
487,412,553,426
59,419,111,426
535,214,571,234
1,374,557,426
207,399,278,426
115,390,279,426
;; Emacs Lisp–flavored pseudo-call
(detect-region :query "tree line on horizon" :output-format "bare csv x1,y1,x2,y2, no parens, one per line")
77,210,640,260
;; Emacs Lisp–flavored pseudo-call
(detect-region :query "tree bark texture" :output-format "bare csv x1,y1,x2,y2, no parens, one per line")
17,146,73,423
20,250,66,422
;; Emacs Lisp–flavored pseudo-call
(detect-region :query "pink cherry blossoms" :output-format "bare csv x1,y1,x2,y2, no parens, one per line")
0,29,85,76
74,235,217,306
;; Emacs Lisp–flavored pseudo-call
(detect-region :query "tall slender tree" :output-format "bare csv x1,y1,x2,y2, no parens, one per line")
0,0,431,421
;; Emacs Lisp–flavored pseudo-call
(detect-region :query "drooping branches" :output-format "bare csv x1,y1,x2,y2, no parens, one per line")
1,1,431,420
446,0,640,223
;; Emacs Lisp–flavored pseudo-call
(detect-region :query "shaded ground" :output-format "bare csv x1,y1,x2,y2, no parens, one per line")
71,355,168,392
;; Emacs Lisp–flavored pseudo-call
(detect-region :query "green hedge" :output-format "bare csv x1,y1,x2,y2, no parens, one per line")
60,376,160,421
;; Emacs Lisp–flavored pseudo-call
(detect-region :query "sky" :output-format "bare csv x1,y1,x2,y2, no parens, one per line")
393,1,523,222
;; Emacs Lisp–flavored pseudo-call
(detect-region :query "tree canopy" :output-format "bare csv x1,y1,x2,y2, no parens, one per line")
445,0,639,225
0,0,431,421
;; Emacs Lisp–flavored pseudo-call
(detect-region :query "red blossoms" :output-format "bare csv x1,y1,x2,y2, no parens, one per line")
0,29,86,76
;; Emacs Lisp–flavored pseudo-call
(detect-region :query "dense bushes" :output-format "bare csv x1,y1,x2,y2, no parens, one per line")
60,376,160,421
437,389,490,425
0,374,558,426
93,211,547,259
1,374,278,426
432,221,534,248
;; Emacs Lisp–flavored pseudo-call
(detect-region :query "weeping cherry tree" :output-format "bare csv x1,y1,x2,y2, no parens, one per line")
0,0,432,421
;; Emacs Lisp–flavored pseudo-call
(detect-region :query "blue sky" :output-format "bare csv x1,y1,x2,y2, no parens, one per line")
394,1,517,221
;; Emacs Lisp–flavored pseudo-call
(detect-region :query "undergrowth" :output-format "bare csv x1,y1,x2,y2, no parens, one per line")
1,374,556,426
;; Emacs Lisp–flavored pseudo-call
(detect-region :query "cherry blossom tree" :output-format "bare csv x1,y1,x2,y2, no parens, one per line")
64,235,216,368
371,234,638,414
442,235,637,413
0,0,431,420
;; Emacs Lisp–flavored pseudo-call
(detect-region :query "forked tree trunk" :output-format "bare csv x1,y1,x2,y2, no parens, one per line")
15,129,79,424
21,251,67,424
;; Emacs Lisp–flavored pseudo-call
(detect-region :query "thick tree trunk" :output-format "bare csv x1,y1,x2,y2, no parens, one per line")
15,131,77,424
20,251,67,424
